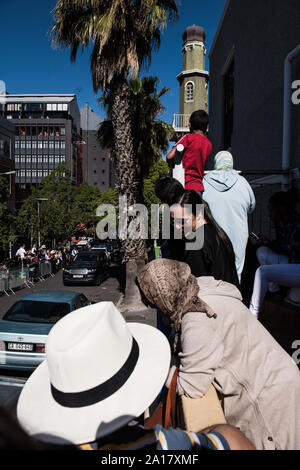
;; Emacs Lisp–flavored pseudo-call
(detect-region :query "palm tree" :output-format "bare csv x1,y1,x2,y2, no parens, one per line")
51,0,177,229
51,0,178,306
51,0,178,307
98,75,173,192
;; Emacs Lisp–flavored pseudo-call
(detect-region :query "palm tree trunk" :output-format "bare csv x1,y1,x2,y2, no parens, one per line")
110,77,146,309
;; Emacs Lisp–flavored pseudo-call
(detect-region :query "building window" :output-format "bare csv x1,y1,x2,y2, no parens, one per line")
32,170,36,177
32,156,36,164
38,142,43,149
60,156,65,162
185,82,194,102
49,141,54,149
61,127,66,136
26,141,31,149
38,156,43,164
61,141,66,149
55,156,60,163
21,141,26,149
43,141,48,149
47,103,68,112
32,141,37,149
49,156,54,163
38,170,43,178
55,142,60,149
15,156,19,163
7,103,21,111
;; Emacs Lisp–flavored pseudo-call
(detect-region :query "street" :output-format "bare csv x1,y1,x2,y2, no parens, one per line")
0,263,126,320
0,263,127,412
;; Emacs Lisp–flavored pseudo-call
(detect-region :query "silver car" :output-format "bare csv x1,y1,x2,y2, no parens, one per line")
0,290,92,371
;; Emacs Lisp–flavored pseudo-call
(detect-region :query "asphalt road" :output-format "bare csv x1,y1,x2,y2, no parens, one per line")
0,263,126,319
0,263,127,412
0,262,157,414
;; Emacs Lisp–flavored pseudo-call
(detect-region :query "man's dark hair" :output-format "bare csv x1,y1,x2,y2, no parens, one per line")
155,177,184,206
189,110,209,132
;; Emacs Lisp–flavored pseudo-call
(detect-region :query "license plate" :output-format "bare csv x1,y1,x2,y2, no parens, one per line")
73,275,84,278
7,343,33,352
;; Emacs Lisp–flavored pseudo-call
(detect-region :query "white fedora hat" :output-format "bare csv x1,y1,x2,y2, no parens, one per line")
17,302,171,445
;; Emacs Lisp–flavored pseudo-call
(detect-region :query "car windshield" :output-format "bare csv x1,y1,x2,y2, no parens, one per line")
3,300,71,324
73,253,98,263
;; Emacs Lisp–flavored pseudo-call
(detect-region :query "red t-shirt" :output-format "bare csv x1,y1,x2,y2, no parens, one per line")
175,133,212,191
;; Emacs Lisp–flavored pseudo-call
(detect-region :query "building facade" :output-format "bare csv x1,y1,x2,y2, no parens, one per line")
0,115,15,202
208,0,300,180
208,0,300,235
80,103,115,191
0,94,81,200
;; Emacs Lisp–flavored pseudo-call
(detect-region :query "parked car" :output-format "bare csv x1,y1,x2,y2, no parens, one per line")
63,251,110,286
0,290,93,371
90,241,111,259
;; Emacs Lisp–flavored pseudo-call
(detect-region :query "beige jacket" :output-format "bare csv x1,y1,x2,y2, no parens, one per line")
177,277,300,450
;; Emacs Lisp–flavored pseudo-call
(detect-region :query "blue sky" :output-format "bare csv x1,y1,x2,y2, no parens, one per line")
0,0,225,125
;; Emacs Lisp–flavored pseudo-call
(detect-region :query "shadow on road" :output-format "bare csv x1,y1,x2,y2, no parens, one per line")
109,263,126,294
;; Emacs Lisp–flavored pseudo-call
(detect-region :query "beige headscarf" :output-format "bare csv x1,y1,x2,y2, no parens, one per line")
137,259,217,353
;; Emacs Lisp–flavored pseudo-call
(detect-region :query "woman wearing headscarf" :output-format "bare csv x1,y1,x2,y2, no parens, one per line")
203,151,256,281
137,259,300,450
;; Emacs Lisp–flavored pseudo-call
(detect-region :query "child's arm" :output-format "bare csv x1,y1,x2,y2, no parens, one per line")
166,147,176,169
166,147,177,161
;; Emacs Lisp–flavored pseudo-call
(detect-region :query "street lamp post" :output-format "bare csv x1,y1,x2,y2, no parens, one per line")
0,171,16,258
36,198,48,248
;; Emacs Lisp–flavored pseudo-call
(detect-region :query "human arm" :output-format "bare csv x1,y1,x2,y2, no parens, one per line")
166,147,176,169
154,424,255,450
247,183,256,214
166,147,177,161
177,313,224,397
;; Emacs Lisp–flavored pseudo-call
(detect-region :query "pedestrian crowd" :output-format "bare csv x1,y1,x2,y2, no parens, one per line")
0,244,74,283
1,109,300,452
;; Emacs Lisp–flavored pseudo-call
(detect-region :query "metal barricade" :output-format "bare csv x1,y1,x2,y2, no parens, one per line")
8,267,29,294
0,261,55,296
39,262,52,279
0,271,9,296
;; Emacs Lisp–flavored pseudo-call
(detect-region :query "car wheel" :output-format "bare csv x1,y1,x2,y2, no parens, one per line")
95,275,101,286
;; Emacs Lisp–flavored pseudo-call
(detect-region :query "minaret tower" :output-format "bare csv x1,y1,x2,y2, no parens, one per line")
177,25,209,119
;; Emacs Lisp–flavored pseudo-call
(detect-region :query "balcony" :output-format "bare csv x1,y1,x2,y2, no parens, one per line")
172,114,190,133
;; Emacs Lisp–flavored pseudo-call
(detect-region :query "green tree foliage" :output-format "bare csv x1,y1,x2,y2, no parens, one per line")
143,158,169,211
16,165,74,246
15,165,119,246
98,76,174,181
0,177,17,251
